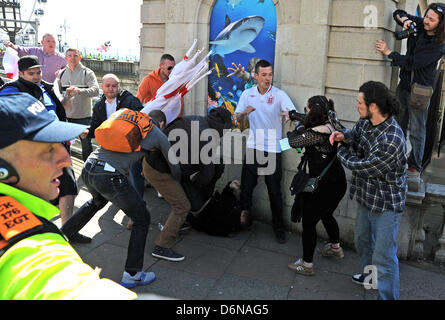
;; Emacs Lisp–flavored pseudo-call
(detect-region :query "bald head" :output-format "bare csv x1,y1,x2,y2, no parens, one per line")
101,73,121,101
102,73,120,84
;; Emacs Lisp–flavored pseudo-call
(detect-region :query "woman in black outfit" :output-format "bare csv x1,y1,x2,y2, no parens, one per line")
286,96,347,276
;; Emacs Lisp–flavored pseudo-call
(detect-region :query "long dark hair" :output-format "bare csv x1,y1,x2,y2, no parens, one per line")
304,95,335,129
359,81,400,117
426,2,445,44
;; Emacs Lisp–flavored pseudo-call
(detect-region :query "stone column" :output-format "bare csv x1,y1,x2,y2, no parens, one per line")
435,218,445,264
326,0,400,126
139,0,168,79
424,183,445,264
398,180,426,259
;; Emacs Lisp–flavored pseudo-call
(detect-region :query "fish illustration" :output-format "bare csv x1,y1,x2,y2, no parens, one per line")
226,0,242,9
257,0,265,3
215,63,221,78
208,54,234,99
210,14,265,57
267,30,276,41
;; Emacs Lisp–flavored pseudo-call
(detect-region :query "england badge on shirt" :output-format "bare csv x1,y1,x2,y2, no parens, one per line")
267,95,274,104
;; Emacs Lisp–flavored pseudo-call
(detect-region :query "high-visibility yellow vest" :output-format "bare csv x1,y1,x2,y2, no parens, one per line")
0,182,137,300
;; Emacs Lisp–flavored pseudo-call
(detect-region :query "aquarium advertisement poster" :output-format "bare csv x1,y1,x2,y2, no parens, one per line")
207,0,277,126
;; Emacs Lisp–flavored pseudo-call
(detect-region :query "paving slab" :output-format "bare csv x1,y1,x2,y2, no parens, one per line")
65,158,445,300
133,264,217,300
207,273,290,300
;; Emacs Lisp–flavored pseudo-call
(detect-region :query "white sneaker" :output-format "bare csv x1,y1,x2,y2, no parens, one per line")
321,242,344,259
120,271,156,289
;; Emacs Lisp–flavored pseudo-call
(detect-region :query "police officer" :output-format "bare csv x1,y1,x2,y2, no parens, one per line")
0,93,136,299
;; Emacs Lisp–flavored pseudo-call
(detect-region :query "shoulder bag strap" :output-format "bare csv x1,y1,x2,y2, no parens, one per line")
297,154,307,171
317,155,337,181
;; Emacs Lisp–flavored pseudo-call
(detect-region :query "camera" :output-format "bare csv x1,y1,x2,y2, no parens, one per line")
395,23,418,40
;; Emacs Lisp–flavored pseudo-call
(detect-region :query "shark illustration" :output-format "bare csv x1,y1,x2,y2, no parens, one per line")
210,14,265,57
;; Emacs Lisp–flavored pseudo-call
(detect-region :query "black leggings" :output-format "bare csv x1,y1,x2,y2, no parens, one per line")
301,178,346,263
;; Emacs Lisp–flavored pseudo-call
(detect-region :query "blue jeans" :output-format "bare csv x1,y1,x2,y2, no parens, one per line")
395,85,428,172
61,158,151,273
354,203,402,300
67,117,93,162
129,159,145,199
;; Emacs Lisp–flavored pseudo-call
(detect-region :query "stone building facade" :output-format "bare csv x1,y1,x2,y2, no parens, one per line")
139,0,444,260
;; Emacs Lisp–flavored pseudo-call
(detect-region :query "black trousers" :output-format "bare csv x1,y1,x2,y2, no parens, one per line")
300,161,347,263
240,149,284,232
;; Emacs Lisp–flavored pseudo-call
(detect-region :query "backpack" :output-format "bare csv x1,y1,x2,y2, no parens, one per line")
95,108,154,153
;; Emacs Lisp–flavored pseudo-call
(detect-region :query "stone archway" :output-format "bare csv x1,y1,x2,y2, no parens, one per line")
192,0,282,115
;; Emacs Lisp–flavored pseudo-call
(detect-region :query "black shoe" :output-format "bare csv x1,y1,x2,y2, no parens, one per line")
68,232,92,243
152,245,185,262
275,230,287,244
352,273,365,285
352,273,377,289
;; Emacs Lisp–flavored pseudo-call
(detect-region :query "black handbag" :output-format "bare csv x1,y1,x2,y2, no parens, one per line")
290,155,336,195
289,157,310,195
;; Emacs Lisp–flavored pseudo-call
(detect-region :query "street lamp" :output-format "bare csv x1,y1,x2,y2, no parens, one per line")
0,0,22,43
57,33,61,51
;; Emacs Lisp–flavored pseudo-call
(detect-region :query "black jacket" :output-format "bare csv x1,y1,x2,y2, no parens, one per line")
145,108,232,187
390,9,445,91
0,77,66,121
87,89,143,139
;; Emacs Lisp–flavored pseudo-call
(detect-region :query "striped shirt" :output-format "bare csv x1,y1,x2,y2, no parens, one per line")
337,117,407,213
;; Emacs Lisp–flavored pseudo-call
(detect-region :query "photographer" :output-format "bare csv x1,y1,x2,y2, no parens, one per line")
375,3,445,178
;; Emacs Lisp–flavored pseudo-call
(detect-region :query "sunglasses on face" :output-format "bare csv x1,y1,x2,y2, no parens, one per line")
167,66,174,71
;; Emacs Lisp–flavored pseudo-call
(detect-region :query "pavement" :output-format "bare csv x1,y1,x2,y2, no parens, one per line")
50,156,445,301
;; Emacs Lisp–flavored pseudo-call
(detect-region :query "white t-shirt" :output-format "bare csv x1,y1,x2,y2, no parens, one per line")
235,85,297,153
105,98,117,119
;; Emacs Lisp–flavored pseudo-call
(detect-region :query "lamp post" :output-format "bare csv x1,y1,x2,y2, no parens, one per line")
0,0,22,43
57,33,62,51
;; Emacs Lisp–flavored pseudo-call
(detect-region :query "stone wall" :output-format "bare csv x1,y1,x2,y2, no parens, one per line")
139,0,438,259
81,58,140,95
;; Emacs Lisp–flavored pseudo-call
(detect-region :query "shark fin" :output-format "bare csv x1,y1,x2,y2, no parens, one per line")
239,44,256,53
225,14,231,28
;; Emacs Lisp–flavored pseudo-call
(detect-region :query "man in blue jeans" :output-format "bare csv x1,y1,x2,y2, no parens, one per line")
61,115,181,289
375,5,445,177
330,81,407,300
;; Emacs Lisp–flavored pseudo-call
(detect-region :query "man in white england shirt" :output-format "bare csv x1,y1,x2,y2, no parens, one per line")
235,59,297,244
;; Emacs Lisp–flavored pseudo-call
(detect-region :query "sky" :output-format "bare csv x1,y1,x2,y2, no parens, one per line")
17,0,142,59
